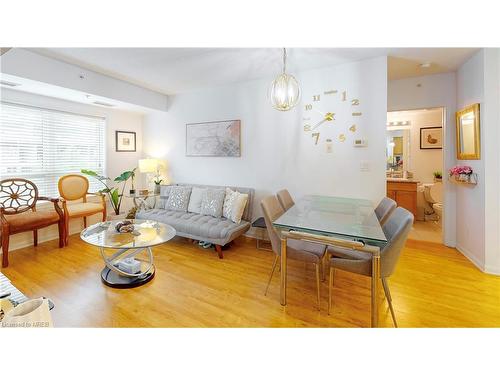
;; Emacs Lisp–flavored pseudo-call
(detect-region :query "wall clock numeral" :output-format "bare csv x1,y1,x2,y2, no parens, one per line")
342,91,347,101
349,124,357,132
326,139,333,153
352,112,362,116
305,104,312,111
312,132,320,145
303,124,311,132
339,134,346,142
351,99,360,106
313,95,321,101
324,90,337,95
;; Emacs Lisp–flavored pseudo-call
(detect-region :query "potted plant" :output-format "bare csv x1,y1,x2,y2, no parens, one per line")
153,176,163,194
449,165,473,182
433,171,443,182
129,169,136,195
82,168,136,219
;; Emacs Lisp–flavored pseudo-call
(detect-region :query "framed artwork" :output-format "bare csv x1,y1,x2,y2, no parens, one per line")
420,127,443,149
186,119,241,157
115,131,136,152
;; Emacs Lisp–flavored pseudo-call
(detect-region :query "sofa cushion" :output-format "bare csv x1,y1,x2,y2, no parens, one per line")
187,187,206,214
136,208,248,240
159,185,173,208
222,187,248,224
165,186,192,212
200,189,225,218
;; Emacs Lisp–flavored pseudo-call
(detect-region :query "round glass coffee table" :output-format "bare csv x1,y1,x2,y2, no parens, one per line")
80,220,176,289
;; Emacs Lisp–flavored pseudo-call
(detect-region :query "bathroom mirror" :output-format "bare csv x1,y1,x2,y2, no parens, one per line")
386,128,410,172
456,103,480,160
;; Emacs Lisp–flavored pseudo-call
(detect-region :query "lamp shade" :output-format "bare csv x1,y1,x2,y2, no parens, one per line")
138,158,158,173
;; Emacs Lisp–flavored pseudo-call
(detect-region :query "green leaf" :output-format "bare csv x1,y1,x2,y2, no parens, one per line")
99,188,112,193
114,170,134,182
81,169,98,176
110,189,119,207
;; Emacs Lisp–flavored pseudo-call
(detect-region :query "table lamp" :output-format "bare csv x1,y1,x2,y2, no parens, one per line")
139,158,167,193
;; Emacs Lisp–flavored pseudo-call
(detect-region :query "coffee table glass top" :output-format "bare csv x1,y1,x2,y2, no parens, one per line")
273,195,387,244
81,219,176,249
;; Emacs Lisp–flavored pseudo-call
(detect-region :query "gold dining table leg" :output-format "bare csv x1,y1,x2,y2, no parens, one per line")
280,237,287,306
371,252,381,327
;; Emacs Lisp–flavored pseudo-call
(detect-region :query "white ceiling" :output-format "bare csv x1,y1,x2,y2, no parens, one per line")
30,48,478,95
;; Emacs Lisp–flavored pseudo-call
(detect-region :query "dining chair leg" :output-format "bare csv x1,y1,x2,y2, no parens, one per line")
83,216,87,228
382,278,398,328
264,255,279,296
328,266,333,315
315,263,321,310
33,229,38,246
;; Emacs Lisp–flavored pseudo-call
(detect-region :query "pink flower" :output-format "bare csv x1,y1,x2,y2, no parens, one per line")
449,165,473,176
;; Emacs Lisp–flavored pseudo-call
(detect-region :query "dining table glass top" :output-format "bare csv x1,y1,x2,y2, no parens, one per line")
80,219,176,249
273,195,387,244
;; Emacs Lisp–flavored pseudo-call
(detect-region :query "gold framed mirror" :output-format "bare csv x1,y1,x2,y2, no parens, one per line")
456,103,480,160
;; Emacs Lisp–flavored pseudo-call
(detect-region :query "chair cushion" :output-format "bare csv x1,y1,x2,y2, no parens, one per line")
136,208,249,241
66,202,104,217
5,210,60,232
287,239,326,263
327,245,373,276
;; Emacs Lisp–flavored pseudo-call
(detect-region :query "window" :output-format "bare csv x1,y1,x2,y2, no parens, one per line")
0,101,105,198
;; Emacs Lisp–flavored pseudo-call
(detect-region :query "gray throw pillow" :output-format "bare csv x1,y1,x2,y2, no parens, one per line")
200,189,225,218
159,185,172,209
165,186,192,212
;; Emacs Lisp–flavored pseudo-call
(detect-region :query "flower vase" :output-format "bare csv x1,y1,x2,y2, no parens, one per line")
154,184,161,194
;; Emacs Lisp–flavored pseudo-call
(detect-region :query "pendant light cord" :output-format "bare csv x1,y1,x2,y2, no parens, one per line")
282,47,287,74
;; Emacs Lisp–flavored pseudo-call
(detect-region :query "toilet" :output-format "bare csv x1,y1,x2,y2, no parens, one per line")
423,182,443,225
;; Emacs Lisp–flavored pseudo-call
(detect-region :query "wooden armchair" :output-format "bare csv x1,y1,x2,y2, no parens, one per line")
0,178,64,268
58,174,106,245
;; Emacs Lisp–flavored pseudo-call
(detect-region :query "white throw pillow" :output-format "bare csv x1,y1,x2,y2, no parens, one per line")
223,188,248,224
188,187,206,214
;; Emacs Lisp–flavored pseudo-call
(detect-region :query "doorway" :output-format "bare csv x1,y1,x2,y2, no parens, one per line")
386,107,445,243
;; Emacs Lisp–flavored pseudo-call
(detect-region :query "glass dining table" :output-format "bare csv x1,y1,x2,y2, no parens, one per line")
273,195,388,327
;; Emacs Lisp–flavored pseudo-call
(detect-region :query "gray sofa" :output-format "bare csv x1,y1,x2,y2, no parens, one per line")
136,183,254,258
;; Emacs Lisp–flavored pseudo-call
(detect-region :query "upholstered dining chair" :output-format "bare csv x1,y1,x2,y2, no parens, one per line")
58,174,106,245
276,189,294,211
0,178,64,267
261,195,326,310
327,207,414,327
375,197,397,225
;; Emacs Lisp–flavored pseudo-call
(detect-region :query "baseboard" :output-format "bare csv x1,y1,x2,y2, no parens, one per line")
455,244,486,273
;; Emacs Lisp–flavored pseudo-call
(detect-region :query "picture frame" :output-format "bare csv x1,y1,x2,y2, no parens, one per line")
115,131,136,152
186,119,241,157
456,103,480,160
420,126,443,149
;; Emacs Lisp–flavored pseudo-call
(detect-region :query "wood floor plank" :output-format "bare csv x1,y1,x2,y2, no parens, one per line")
2,235,500,327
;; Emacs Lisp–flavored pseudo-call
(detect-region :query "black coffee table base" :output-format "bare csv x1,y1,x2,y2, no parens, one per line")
100,266,155,289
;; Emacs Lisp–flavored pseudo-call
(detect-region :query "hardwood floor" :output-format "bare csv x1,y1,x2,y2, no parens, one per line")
2,235,500,327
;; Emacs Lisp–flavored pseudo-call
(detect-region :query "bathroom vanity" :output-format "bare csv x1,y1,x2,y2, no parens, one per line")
386,178,418,217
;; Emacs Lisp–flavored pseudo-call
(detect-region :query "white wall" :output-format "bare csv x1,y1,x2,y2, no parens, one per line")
1,88,144,250
387,109,444,183
455,51,486,268
143,57,388,224
388,72,456,247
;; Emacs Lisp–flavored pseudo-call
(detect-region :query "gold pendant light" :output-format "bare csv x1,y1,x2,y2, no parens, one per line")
269,48,301,111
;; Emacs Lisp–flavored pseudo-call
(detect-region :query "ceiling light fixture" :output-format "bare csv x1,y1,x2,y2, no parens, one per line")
0,80,20,87
269,48,301,111
419,62,432,68
93,101,115,107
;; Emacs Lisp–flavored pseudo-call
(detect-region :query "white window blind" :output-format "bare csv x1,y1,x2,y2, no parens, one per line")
0,101,105,198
